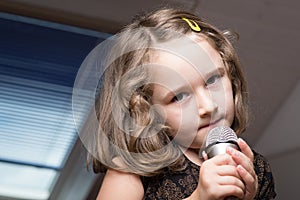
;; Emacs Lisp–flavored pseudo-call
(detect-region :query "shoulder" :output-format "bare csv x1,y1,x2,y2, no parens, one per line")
252,150,277,199
97,169,144,200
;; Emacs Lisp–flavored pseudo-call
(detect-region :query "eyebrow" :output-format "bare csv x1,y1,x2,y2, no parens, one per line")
205,67,226,78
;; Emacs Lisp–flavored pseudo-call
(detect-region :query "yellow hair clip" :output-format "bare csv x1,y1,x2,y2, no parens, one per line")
182,17,201,32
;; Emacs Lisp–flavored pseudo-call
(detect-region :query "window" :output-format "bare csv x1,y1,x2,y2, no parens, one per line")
0,12,108,199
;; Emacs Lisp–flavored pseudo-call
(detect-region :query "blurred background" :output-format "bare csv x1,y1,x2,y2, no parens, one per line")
0,0,299,199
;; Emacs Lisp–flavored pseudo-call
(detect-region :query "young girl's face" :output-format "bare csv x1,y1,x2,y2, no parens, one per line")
150,36,234,149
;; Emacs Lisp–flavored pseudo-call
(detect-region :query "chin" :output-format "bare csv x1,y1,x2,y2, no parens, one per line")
190,135,206,149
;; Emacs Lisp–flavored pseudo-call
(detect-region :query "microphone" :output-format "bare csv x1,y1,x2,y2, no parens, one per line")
204,126,241,200
205,126,240,159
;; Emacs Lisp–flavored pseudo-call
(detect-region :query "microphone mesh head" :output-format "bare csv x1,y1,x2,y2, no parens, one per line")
205,126,238,147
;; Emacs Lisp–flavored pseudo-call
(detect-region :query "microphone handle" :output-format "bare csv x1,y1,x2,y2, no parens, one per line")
205,143,241,199
205,142,240,159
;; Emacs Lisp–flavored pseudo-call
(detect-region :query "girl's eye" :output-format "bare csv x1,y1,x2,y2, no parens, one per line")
205,74,222,86
171,93,188,103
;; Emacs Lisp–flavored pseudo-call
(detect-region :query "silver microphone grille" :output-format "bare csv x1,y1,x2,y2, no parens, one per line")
205,126,238,147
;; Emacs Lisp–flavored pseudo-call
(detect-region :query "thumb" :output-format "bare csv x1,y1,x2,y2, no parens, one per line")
202,150,208,161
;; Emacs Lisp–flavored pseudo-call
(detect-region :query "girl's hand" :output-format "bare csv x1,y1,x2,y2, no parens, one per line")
226,138,258,200
197,153,246,200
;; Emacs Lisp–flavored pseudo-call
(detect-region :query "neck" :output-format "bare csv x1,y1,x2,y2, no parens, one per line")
180,147,203,166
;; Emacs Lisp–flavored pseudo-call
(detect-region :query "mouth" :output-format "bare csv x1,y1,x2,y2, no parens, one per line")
198,118,222,130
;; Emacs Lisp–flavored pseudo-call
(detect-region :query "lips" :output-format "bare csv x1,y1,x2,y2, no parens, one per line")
198,118,222,130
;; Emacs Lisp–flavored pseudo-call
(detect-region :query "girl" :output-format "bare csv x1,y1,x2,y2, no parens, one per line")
82,8,276,200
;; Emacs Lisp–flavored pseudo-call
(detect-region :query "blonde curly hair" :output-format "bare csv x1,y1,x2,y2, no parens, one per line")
90,8,249,176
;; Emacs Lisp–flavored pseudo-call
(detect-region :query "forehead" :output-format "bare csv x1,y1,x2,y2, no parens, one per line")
149,36,224,81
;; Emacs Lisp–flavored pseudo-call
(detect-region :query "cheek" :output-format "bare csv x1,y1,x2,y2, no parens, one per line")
163,104,198,135
222,82,235,122
164,105,199,148
164,106,182,132
225,91,235,120
212,79,234,117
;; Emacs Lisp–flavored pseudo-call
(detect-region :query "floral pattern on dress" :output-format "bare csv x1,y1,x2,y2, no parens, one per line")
142,150,276,200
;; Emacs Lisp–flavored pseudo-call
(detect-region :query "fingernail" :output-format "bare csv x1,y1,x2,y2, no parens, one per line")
238,138,245,144
202,150,208,160
226,146,233,154
237,165,244,174
234,150,240,157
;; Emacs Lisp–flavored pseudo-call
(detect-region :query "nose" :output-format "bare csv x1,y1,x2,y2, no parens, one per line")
196,89,218,117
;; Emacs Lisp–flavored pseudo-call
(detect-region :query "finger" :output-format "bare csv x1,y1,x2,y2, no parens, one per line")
210,153,237,166
237,165,258,195
237,138,254,162
202,150,208,161
226,147,255,177
218,175,245,190
216,165,240,178
218,185,245,199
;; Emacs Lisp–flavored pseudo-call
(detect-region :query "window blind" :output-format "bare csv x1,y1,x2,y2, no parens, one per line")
0,14,105,199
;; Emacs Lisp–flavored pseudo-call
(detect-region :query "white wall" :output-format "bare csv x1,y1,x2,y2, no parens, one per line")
255,80,300,198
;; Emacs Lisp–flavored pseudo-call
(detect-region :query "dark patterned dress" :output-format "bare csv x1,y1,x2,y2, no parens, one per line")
141,151,276,200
